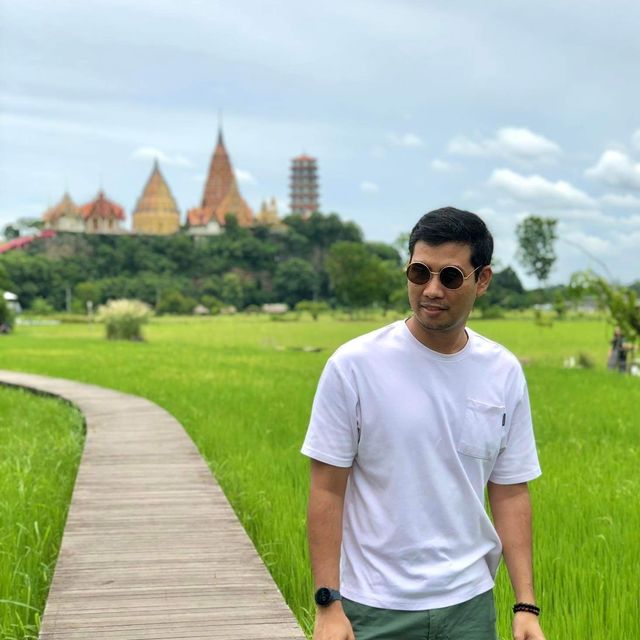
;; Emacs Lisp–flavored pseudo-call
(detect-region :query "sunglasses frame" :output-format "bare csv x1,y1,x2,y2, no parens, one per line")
405,262,483,290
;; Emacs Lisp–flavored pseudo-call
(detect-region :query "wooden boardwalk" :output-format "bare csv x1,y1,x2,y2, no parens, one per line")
0,370,306,640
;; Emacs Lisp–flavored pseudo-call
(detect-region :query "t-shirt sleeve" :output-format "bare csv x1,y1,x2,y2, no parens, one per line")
301,356,359,468
489,378,541,484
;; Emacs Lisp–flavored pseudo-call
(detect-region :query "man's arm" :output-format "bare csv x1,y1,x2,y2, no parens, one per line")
487,481,545,640
308,459,354,640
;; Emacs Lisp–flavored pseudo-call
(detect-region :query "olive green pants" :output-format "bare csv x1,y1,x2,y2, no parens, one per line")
342,589,497,640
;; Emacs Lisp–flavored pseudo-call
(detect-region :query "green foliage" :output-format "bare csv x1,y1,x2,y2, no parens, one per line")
570,271,640,343
97,299,152,340
326,242,390,310
0,387,84,639
0,296,15,329
0,263,14,291
273,258,318,307
29,297,55,315
516,216,558,285
1,319,639,640
221,272,245,309
200,295,223,315
156,290,197,315
295,300,330,320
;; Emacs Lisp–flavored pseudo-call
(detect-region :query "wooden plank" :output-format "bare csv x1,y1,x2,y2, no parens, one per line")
0,370,306,640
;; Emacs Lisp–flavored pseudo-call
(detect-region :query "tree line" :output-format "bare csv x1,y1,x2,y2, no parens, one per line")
0,211,563,316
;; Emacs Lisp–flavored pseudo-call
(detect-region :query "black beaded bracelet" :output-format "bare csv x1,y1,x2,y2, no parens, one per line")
513,602,541,616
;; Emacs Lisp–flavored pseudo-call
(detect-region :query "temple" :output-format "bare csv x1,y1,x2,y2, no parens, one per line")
43,190,125,234
132,161,181,235
81,191,126,234
290,154,319,217
43,193,84,233
187,129,254,234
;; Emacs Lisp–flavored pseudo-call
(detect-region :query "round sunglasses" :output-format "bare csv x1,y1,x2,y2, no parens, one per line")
406,262,483,290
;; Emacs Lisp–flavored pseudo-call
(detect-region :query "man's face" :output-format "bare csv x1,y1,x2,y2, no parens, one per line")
407,241,492,338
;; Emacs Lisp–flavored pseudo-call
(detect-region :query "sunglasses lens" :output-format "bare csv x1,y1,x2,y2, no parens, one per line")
406,263,430,285
440,267,464,289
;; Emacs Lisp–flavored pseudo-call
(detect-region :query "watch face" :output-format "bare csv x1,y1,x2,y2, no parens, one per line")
315,587,332,606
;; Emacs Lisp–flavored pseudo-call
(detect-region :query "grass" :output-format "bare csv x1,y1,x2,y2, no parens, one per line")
0,314,638,638
0,386,84,640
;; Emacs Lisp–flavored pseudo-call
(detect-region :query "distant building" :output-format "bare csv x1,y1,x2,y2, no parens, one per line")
290,154,319,217
187,128,254,234
256,197,282,226
132,160,181,235
80,191,126,234
42,192,84,233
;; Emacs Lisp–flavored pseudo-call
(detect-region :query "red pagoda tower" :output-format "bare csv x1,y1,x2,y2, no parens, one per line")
187,128,254,233
290,154,320,217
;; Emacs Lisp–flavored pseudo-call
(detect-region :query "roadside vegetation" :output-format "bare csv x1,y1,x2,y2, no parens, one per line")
0,316,638,638
0,387,84,640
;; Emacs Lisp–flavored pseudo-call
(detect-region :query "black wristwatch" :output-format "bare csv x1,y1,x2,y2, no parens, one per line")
314,587,342,607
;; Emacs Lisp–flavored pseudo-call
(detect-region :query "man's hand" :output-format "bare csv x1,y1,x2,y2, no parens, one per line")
312,604,355,640
513,611,545,640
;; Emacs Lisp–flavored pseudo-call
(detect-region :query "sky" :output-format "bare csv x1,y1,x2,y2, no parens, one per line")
1,0,639,288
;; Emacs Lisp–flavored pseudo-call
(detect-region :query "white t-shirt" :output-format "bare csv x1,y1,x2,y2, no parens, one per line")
301,320,541,610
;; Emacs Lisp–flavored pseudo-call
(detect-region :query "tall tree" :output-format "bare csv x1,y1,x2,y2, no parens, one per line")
326,242,386,309
516,216,558,287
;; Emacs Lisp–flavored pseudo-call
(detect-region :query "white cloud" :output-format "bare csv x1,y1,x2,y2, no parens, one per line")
600,193,640,208
388,132,423,147
430,158,454,172
448,127,560,163
585,150,640,190
132,146,192,167
632,129,640,151
488,168,596,209
360,181,380,193
234,168,257,185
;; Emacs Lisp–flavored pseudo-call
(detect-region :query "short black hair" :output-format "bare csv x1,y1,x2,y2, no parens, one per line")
408,207,493,275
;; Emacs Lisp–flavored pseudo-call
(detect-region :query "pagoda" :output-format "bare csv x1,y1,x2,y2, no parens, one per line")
187,128,254,234
132,160,181,235
290,154,320,217
256,197,283,227
42,192,84,233
80,190,126,234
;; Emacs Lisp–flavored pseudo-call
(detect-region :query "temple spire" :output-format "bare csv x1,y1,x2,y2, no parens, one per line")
217,110,224,146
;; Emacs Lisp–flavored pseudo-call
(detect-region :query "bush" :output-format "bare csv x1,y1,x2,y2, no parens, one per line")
480,305,505,320
200,295,223,316
156,290,197,315
0,296,15,332
97,299,152,341
29,297,55,315
295,300,330,320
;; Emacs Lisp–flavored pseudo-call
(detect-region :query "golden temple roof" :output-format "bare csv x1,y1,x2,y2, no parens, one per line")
42,192,82,222
133,161,180,219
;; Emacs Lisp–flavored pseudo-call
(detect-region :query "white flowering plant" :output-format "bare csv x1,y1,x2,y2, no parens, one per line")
96,299,152,341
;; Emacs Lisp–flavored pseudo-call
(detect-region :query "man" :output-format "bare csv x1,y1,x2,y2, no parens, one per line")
302,207,545,640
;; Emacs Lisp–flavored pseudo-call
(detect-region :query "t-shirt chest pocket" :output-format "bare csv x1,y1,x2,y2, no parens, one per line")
457,398,505,460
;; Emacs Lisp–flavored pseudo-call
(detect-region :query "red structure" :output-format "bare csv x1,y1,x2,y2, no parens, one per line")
290,154,320,217
187,129,254,231
80,191,126,234
0,230,56,254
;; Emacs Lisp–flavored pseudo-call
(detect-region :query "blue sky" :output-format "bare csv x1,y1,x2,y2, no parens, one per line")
1,0,639,287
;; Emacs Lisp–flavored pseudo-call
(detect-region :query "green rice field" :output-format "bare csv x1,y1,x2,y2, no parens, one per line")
0,386,84,640
0,315,638,639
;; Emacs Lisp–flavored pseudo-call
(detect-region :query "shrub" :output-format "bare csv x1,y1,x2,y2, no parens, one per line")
97,299,152,341
577,352,595,369
200,295,223,316
0,296,15,332
156,290,198,315
295,300,330,320
29,297,55,315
